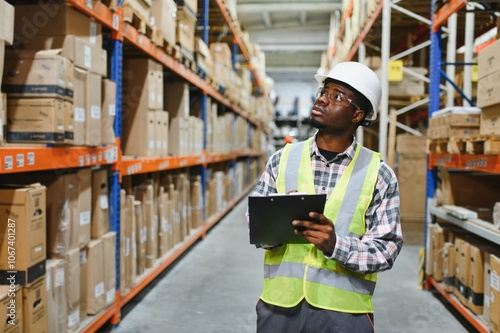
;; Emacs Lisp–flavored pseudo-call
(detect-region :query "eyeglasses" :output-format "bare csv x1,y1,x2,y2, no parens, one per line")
315,87,360,110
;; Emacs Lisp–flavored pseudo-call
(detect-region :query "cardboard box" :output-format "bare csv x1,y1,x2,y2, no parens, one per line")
14,5,102,47
175,0,197,16
484,252,492,325
0,284,23,332
0,93,6,146
164,82,190,120
64,101,75,144
45,173,78,257
46,259,66,333
86,240,105,315
176,7,196,59
119,190,127,293
490,255,500,333
0,0,14,44
134,200,146,276
397,155,426,220
86,72,102,147
478,39,500,80
154,111,163,156
7,98,65,144
0,184,46,286
73,67,86,146
126,195,136,289
102,232,116,306
101,79,116,145
135,185,157,268
22,277,46,333
123,58,159,110
155,62,164,112
91,169,109,239
454,239,471,307
480,103,500,136
64,248,80,332
443,242,455,293
123,109,156,157
467,244,484,315
195,37,213,78
161,111,169,155
168,117,188,156
477,71,500,108
151,0,177,46
432,226,445,281
79,248,87,323
3,50,71,100
77,168,92,248
60,35,107,76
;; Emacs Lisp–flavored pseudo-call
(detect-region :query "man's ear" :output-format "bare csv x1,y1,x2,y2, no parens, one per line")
352,109,365,124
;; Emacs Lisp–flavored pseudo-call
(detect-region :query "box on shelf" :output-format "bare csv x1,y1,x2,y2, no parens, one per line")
490,255,500,333
91,169,109,239
86,239,105,315
73,68,102,146
61,35,107,77
479,103,500,136
176,7,196,60
46,259,67,333
77,168,92,248
0,0,14,45
164,81,189,120
174,0,197,16
123,0,151,23
79,247,88,322
168,117,189,156
478,39,500,81
64,248,80,332
22,277,46,333
209,42,232,69
64,101,75,144
453,238,470,307
134,200,146,276
467,244,484,315
151,0,177,46
101,79,117,145
477,70,500,108
123,109,156,157
102,231,116,306
442,242,455,292
7,97,65,144
0,184,46,286
135,185,157,268
195,37,213,79
14,4,102,47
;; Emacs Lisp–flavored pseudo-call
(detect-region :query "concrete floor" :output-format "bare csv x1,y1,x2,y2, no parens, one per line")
106,197,477,333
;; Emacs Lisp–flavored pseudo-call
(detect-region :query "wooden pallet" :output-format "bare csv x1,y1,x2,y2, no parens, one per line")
428,135,500,154
178,46,196,72
123,3,153,38
99,0,118,11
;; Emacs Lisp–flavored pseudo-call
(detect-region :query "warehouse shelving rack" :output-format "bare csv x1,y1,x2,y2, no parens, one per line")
1,0,268,332
425,1,500,332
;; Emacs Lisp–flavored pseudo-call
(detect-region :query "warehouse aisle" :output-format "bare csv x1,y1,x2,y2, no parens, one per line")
111,197,473,333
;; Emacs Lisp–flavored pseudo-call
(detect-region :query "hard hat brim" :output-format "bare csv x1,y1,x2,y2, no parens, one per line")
314,74,327,86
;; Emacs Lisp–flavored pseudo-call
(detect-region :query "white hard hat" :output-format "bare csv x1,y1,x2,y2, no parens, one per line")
314,62,381,124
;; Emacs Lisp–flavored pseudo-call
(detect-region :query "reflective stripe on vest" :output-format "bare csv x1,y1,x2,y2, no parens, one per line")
261,139,381,313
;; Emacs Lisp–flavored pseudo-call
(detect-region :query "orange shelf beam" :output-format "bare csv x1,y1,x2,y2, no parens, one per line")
79,304,117,333
432,0,467,32
0,145,118,174
121,155,205,175
328,0,353,61
428,153,500,174
426,276,489,333
67,0,119,32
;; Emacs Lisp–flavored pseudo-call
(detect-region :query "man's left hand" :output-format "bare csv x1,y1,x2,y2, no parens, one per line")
292,212,336,256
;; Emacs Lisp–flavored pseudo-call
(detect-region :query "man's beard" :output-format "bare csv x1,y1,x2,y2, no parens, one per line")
308,116,324,130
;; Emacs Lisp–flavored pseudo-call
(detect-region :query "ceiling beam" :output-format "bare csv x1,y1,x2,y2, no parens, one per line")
237,3,342,13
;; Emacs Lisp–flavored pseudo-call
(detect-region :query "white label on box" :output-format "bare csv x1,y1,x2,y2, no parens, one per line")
149,92,155,104
68,309,80,327
55,268,65,287
90,21,97,44
485,295,490,306
16,154,24,168
109,104,116,116
100,194,109,209
59,78,65,86
95,282,105,297
141,227,147,244
80,250,87,264
492,272,500,291
84,46,92,68
157,140,161,149
46,272,51,291
149,140,154,149
75,108,86,122
106,289,116,304
34,246,42,253
58,125,64,131
91,105,101,119
80,211,91,225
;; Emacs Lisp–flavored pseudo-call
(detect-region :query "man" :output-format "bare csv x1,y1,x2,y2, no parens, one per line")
250,61,403,333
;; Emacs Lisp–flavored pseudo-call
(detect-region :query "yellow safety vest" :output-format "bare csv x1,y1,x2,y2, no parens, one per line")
260,138,381,313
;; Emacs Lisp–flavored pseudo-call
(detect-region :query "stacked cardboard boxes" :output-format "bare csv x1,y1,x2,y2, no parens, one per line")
0,0,14,146
477,39,500,137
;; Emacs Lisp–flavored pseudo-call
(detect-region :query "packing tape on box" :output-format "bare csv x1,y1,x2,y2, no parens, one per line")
494,202,500,229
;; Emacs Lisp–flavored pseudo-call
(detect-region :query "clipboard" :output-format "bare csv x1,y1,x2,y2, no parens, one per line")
248,193,327,244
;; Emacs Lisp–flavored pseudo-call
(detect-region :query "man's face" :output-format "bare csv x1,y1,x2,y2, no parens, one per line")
309,82,359,133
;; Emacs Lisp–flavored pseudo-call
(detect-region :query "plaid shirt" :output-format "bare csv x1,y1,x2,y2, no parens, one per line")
250,134,403,274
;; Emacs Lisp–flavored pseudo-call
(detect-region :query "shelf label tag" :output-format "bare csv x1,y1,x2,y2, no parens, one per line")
86,0,93,9
113,14,119,31
492,272,500,292
92,153,97,164
27,152,35,166
79,156,84,167
86,154,91,165
16,154,24,168
4,156,12,170
388,60,403,82
98,151,103,162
